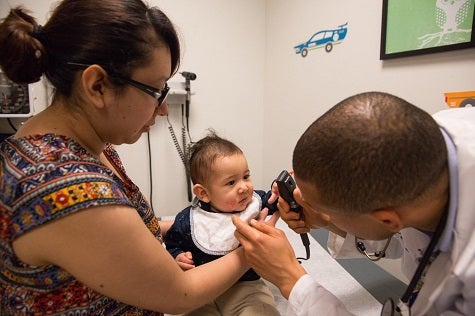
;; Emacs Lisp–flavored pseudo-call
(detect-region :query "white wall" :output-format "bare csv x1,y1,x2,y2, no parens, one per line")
117,0,267,216
0,0,267,217
1,0,474,218
262,0,475,178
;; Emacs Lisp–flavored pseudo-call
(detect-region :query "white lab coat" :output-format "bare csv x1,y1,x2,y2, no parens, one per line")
286,107,475,316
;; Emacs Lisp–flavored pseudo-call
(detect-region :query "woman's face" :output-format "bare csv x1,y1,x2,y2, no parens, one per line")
107,46,171,145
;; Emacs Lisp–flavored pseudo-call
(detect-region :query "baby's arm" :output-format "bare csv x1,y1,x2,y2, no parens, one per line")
255,189,279,215
164,209,195,270
175,251,195,270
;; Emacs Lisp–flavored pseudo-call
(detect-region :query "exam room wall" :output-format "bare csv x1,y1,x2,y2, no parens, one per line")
262,1,475,284
0,0,268,217
262,0,475,180
1,0,475,219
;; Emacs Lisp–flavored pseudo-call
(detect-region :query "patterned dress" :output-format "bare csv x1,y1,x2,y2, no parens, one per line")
0,134,163,315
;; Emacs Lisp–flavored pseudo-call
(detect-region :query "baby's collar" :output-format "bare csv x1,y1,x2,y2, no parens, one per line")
191,197,242,214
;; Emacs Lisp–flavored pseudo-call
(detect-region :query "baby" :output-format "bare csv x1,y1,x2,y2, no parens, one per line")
165,130,279,316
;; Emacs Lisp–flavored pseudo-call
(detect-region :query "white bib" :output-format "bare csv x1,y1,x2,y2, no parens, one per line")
190,192,262,255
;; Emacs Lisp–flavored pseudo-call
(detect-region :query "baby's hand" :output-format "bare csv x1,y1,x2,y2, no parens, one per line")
176,251,195,270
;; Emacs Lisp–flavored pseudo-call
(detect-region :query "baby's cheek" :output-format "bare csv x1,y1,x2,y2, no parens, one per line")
227,200,239,209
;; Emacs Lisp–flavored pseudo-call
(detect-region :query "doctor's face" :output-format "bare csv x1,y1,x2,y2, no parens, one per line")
294,176,393,241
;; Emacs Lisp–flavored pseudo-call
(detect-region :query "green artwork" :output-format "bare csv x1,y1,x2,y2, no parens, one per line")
385,0,474,54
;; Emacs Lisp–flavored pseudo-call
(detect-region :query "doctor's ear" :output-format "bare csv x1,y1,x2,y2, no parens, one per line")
372,209,403,233
193,184,210,203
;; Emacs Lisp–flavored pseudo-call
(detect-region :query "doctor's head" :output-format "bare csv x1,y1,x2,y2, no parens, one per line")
292,91,448,240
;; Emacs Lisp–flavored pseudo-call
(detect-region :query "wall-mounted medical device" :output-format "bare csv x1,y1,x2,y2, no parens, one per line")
161,72,197,203
0,70,33,117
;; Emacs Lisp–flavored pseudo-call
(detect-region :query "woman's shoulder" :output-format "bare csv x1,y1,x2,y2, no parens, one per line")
1,133,111,179
1,134,132,240
3,133,95,163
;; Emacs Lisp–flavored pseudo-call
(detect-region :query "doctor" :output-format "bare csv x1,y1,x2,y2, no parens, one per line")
233,91,475,315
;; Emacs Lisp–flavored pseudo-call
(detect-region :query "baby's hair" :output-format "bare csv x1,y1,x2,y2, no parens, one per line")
188,129,243,185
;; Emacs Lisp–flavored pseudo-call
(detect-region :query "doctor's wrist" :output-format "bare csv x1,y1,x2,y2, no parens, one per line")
278,262,307,299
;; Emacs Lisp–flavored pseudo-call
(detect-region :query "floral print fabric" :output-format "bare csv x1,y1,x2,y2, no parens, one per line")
0,134,162,315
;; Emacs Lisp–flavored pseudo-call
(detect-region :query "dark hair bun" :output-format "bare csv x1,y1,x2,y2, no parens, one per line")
0,7,47,84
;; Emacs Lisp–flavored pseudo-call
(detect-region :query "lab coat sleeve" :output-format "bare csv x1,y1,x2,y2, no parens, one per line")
416,245,475,315
443,233,475,315
439,265,475,316
286,274,354,316
456,251,475,315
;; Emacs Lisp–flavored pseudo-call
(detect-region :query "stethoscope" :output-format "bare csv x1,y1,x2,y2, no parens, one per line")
355,236,391,261
382,127,456,315
382,207,447,316
355,210,448,316
359,127,455,315
355,207,448,316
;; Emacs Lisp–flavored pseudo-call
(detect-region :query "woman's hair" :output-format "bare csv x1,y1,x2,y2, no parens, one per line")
0,0,180,96
293,91,447,214
188,129,243,185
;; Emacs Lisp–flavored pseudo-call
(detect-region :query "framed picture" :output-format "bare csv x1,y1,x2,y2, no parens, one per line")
380,0,475,60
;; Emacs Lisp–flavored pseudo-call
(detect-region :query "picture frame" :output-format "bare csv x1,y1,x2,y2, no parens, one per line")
380,0,475,60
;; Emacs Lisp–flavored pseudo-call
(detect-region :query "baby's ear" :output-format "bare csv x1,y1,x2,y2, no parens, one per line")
193,184,210,202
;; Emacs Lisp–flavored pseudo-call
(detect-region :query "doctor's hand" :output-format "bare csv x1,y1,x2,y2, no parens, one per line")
282,187,347,238
278,186,333,233
175,251,195,270
232,216,307,299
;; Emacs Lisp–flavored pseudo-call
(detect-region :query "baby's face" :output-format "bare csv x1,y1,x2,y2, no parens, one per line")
205,153,254,212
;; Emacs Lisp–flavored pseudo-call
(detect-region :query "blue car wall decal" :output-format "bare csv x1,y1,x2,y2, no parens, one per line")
294,22,348,57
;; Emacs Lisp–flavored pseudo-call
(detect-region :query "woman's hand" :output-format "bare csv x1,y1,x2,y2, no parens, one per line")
232,216,307,299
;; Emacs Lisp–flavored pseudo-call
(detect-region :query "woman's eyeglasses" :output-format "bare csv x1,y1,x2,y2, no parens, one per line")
67,62,169,107
119,78,169,107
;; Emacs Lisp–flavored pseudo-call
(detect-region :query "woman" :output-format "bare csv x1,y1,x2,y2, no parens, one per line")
0,0,249,314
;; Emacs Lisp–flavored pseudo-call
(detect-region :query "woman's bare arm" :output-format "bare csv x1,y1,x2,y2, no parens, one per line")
13,205,248,314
